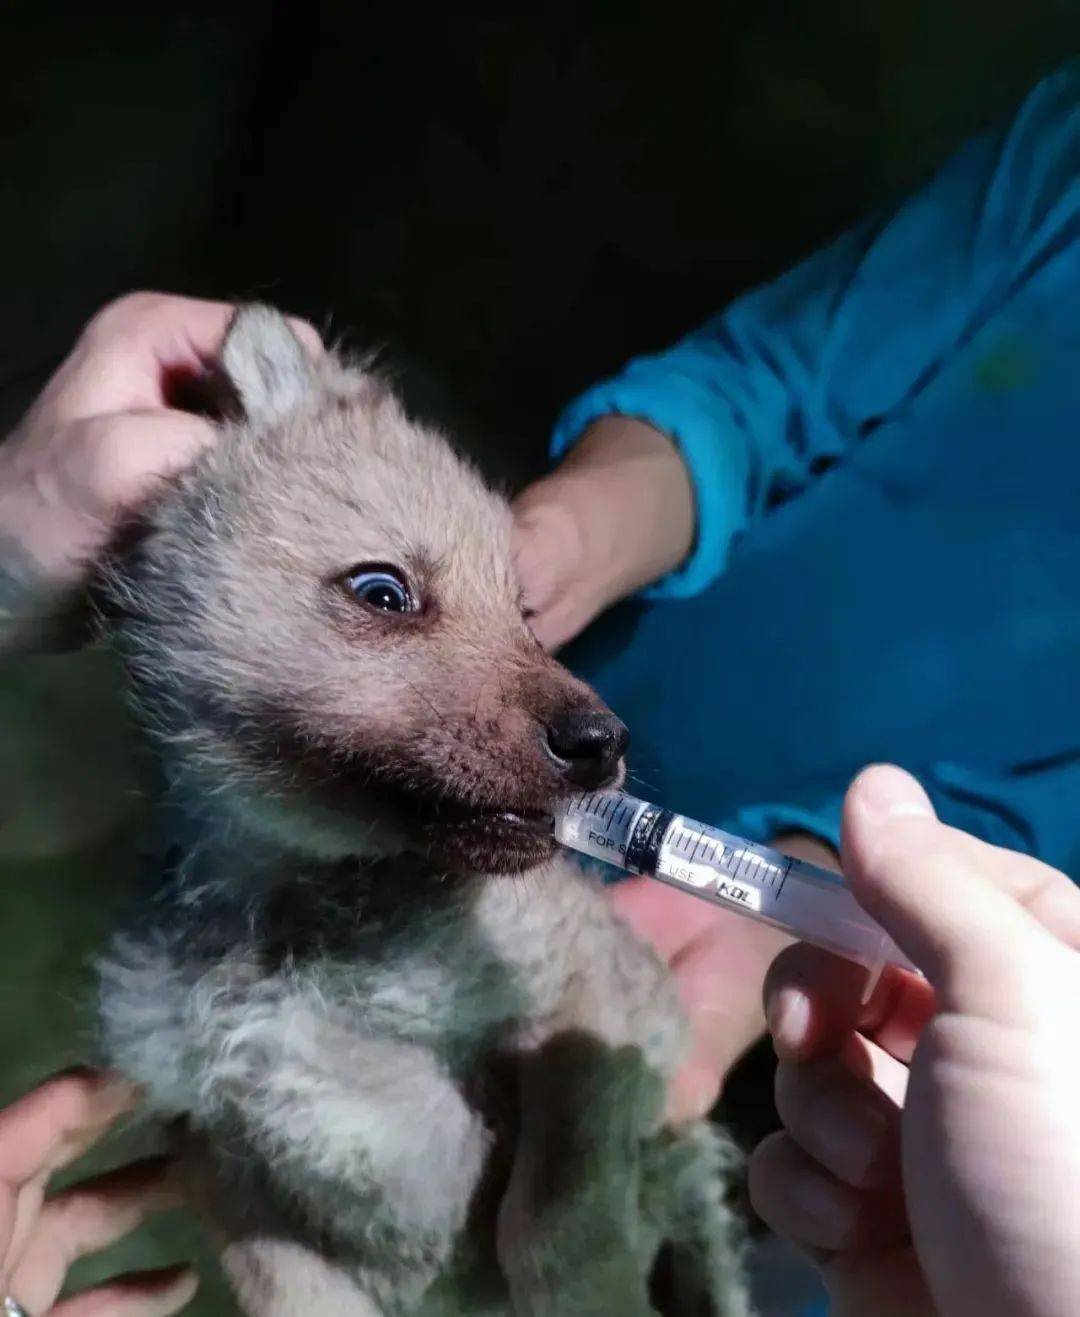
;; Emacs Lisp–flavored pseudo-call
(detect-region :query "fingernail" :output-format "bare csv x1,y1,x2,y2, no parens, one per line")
855,765,934,825
766,986,810,1054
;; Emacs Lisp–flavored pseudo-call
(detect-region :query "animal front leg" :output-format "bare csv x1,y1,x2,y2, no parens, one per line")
497,1033,665,1317
178,1022,493,1313
222,1237,387,1317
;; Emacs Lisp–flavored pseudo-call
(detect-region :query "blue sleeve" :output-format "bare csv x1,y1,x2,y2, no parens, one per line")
552,62,1080,598
728,758,1080,881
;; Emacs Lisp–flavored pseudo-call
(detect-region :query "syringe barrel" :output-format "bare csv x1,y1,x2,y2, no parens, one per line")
555,791,918,977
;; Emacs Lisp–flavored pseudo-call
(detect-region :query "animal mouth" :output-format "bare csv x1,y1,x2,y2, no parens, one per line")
417,801,557,873
485,808,553,832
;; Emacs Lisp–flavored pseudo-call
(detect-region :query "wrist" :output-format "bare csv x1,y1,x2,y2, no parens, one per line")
0,439,98,596
541,415,695,599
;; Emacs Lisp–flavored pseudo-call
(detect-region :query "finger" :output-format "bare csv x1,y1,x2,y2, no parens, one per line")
60,294,323,417
749,1131,909,1257
49,1265,198,1317
846,765,1080,949
611,884,728,1121
0,1072,137,1276
51,296,238,418
665,942,730,1121
841,766,1080,1016
9,1159,181,1314
749,1131,866,1254
98,294,324,376
774,1051,901,1191
764,942,936,1065
662,906,793,1121
63,411,216,519
609,878,790,1121
0,1072,136,1191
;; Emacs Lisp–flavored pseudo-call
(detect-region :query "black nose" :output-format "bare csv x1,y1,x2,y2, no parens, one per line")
545,709,630,789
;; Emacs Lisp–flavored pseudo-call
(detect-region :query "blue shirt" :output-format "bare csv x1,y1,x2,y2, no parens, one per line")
554,64,1080,870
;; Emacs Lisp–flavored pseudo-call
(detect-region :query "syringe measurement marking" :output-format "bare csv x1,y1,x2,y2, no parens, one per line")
739,848,780,890
572,794,787,908
660,862,757,909
561,792,918,978
777,858,792,900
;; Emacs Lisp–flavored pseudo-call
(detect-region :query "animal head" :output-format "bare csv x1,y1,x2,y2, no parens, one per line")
106,306,627,873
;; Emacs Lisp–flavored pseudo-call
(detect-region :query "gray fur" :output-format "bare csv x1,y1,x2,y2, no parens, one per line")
220,304,316,426
98,306,749,1314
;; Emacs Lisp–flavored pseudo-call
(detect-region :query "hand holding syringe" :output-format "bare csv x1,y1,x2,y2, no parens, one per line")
554,790,920,989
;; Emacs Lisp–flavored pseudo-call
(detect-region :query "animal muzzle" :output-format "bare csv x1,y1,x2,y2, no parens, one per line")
543,707,629,790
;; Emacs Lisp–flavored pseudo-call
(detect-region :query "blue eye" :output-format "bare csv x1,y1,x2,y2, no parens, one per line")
344,565,414,614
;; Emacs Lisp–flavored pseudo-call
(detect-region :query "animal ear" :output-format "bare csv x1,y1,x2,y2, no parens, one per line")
219,304,315,426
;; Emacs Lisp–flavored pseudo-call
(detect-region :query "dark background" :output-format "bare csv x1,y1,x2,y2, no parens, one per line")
2,3,1078,1312
5,2,1078,467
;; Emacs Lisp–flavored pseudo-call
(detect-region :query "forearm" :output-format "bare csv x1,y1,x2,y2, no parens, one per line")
0,508,70,653
0,448,89,652
549,71,1080,609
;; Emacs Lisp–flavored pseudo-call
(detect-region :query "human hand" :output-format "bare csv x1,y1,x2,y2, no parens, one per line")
512,416,694,651
0,1069,195,1316
749,765,1080,1317
0,292,320,615
610,877,791,1123
609,833,837,1124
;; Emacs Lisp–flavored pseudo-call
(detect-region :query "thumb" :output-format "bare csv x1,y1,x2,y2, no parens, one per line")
841,765,1064,1020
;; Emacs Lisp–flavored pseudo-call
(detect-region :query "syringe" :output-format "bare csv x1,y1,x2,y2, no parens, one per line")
555,790,919,987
